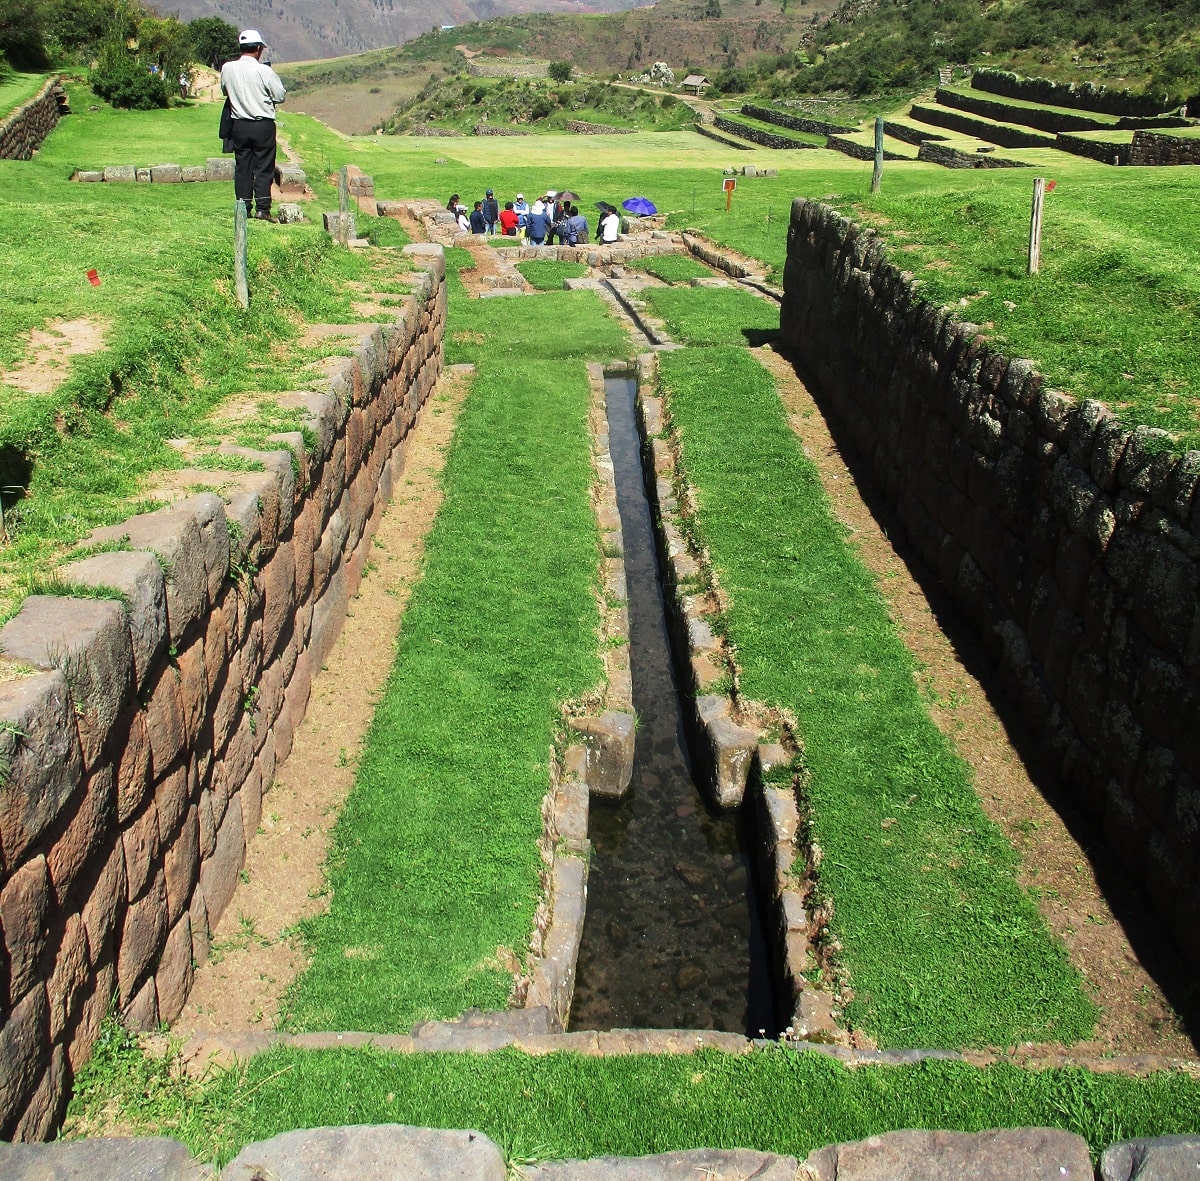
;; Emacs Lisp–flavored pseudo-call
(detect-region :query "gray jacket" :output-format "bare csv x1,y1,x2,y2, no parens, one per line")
220,55,286,121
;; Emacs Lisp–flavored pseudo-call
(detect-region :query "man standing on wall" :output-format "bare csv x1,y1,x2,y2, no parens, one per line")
220,30,286,222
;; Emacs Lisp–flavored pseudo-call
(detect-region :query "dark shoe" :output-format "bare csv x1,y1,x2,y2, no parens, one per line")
254,210,278,223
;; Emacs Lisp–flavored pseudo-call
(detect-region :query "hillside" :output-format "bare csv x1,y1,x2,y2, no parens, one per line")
164,0,653,64
278,0,839,131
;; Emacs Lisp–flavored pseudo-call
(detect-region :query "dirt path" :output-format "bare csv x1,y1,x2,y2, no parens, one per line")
756,345,1198,1061
174,365,473,1037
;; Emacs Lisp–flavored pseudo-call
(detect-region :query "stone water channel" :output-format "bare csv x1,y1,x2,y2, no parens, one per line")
570,371,779,1036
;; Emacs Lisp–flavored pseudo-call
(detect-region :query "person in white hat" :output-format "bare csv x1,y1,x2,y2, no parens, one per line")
220,30,286,222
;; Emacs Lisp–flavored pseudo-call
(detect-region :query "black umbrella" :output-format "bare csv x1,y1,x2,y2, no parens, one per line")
557,189,581,202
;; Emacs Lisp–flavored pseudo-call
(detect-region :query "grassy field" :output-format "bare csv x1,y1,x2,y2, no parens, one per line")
275,117,1200,450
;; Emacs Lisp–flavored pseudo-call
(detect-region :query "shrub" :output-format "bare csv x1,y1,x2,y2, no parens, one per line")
91,40,169,109
548,60,572,82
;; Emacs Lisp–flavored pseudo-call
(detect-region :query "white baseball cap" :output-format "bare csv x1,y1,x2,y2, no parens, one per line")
238,29,264,47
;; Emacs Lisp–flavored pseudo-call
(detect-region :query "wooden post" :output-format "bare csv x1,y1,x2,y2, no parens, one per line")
338,166,350,246
1028,176,1045,274
234,199,249,309
871,116,884,193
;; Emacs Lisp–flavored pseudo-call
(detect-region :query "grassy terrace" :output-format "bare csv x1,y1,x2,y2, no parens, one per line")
938,84,1129,125
280,278,628,1030
0,83,414,618
0,71,50,117
655,300,1096,1049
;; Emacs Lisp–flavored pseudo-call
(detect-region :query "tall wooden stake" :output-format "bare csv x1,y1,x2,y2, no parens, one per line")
1028,177,1045,274
234,200,249,309
338,165,350,246
871,117,884,193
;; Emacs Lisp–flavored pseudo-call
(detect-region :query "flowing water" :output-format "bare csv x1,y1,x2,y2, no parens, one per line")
570,373,777,1035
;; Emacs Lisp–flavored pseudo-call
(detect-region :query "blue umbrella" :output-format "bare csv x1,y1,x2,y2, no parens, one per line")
622,196,657,216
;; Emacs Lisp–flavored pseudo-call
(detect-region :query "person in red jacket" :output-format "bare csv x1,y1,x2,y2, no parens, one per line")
499,202,520,236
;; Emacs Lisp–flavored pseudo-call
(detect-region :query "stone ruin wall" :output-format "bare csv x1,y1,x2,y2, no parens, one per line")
0,246,447,1140
0,77,67,161
780,200,1199,977
1130,131,1200,165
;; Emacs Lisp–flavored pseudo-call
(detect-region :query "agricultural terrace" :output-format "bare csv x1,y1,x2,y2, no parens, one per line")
2,81,1199,1163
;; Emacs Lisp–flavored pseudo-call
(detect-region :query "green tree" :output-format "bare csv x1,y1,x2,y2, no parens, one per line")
91,36,169,108
548,60,572,82
0,0,48,67
186,14,237,69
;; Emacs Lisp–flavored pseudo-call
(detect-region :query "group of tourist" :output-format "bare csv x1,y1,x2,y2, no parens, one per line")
446,190,622,246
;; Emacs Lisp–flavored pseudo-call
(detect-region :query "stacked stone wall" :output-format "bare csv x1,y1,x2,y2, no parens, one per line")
935,88,1108,134
712,116,816,150
694,123,752,150
825,134,908,162
883,120,947,147
916,141,1030,168
780,200,1200,979
1130,131,1200,164
0,246,446,1139
1055,134,1131,166
910,102,1056,148
970,68,1174,118
0,77,66,161
565,120,634,135
739,104,853,136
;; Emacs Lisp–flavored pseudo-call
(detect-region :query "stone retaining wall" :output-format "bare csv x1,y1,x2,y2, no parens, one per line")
910,101,1056,148
936,86,1110,134
712,116,816,150
72,160,308,191
694,123,752,150
780,200,1200,978
0,77,67,161
1055,133,1131,166
739,103,853,136
0,246,447,1140
565,120,634,135
883,119,947,146
825,134,909,162
970,67,1175,118
916,141,1030,168
472,124,530,136
1130,130,1200,164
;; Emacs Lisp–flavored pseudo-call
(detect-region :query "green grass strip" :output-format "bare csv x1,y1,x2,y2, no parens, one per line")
68,1028,1200,1166
515,260,589,290
627,255,715,285
657,341,1096,1049
280,289,628,1031
642,287,779,347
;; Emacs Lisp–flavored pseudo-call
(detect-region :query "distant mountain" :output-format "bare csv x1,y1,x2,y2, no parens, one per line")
163,0,653,63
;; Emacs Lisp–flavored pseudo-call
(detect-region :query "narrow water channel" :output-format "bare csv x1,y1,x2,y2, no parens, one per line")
570,373,778,1036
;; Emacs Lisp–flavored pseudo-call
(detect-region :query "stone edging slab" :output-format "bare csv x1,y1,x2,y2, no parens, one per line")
5,1121,1197,1179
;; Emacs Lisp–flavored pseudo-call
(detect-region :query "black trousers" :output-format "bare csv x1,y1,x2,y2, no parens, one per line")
230,119,277,212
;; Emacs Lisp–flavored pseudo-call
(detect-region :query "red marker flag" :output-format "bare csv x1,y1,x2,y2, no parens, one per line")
1045,180,1057,192
86,269,101,286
